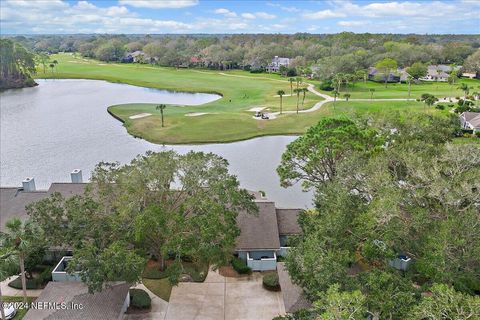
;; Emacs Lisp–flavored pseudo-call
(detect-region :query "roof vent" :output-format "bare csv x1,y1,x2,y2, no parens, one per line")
22,177,36,192
71,169,83,183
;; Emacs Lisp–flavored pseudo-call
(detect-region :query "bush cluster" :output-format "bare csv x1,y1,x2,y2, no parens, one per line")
263,272,280,291
129,289,151,309
231,257,252,274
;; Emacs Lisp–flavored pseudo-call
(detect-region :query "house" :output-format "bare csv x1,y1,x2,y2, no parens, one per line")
266,56,291,73
277,262,311,313
368,67,409,82
235,195,302,271
0,171,87,232
123,51,150,63
460,112,480,133
462,71,479,79
420,64,462,82
0,173,303,272
23,281,130,320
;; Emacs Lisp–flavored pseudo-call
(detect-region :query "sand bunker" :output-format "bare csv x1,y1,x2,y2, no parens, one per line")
129,113,152,119
248,107,266,112
185,112,209,117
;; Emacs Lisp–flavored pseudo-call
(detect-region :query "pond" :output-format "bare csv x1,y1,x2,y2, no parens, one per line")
0,79,313,208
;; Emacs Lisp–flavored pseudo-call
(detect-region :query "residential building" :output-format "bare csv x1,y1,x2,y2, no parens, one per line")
235,194,302,271
23,282,130,320
420,64,462,82
1,175,302,272
266,56,291,73
460,112,480,133
368,67,409,82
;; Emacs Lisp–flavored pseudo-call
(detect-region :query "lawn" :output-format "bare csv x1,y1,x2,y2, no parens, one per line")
318,78,480,100
37,53,470,144
142,278,172,302
2,296,36,320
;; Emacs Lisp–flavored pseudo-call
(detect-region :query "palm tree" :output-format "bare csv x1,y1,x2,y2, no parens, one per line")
49,63,55,74
293,88,301,114
420,93,438,112
406,75,413,99
344,93,351,102
333,90,338,109
369,88,375,100
472,91,479,106
333,73,345,92
156,104,166,127
1,219,39,304
295,77,302,90
301,87,308,108
458,83,470,98
277,90,285,114
52,59,58,72
289,78,295,95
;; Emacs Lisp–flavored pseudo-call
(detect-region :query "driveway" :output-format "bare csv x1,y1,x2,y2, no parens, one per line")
165,270,285,320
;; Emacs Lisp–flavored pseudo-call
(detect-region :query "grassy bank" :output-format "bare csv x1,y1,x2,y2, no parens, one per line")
38,53,460,144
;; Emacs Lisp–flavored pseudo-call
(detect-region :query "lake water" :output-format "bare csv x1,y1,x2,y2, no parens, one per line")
0,79,313,208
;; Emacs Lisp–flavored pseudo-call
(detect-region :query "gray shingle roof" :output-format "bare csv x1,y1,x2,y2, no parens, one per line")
462,112,480,129
235,201,280,250
277,262,311,313
0,183,87,231
276,209,302,235
23,282,129,320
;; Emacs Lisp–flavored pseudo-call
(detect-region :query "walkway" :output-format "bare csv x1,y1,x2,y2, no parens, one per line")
0,276,44,298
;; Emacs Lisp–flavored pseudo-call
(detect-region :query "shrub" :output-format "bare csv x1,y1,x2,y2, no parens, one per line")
129,289,151,309
263,272,280,291
231,257,252,274
250,69,263,74
318,80,334,91
435,104,445,110
476,131,480,138
8,277,41,290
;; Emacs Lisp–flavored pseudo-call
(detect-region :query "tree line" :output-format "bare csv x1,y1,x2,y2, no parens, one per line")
0,38,37,89
4,33,479,77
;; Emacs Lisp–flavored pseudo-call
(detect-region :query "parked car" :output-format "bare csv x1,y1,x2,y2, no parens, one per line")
2,303,16,320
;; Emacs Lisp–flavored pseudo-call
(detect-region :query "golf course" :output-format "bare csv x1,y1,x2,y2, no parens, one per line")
38,53,478,144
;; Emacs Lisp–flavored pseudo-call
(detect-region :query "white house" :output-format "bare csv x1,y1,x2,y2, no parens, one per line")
266,56,291,73
460,112,480,133
420,64,462,82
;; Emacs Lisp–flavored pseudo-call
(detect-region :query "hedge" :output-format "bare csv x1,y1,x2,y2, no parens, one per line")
129,289,151,309
231,257,252,274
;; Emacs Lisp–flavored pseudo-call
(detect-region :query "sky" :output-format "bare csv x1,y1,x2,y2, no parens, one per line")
1,0,479,35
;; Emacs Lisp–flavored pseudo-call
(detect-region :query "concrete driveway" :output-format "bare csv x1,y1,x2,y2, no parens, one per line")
165,270,285,320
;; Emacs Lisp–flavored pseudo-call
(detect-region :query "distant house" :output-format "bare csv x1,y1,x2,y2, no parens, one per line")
420,64,462,82
235,193,302,271
123,51,151,63
460,112,480,133
462,71,479,79
266,56,291,73
23,281,130,320
368,67,409,82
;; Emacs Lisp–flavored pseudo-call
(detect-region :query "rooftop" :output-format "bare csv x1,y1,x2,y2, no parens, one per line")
23,281,130,320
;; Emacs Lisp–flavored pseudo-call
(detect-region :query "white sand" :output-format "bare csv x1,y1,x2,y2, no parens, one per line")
129,113,152,119
185,112,209,117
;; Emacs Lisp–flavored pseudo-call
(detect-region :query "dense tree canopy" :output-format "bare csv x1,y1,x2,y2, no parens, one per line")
0,38,37,89
279,114,480,319
27,151,256,292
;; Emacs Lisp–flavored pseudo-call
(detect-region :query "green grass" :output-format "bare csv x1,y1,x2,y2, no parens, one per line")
2,296,36,320
142,278,172,302
38,53,473,144
318,79,480,99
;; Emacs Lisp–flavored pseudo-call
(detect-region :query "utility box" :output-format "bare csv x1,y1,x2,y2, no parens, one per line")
389,255,412,271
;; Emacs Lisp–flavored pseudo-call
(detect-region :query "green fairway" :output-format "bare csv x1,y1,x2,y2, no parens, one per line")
318,78,480,99
37,53,457,144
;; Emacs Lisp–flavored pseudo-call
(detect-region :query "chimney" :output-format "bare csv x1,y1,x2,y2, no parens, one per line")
71,169,83,183
22,177,36,192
